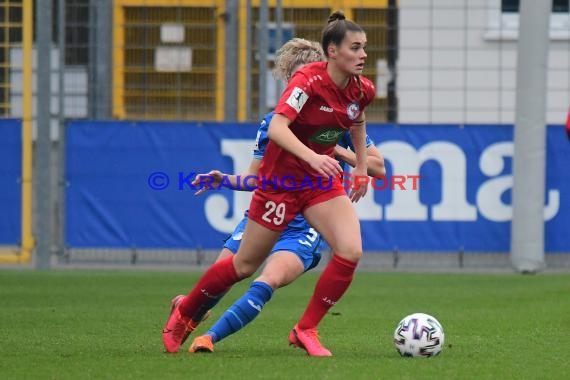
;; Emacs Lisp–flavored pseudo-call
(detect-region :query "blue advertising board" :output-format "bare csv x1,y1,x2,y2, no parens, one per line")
0,119,21,245
65,121,569,253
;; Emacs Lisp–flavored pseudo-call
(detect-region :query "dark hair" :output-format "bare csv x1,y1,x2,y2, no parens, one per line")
322,10,366,100
321,10,364,58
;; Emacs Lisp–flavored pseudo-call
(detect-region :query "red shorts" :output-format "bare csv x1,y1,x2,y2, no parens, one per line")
248,183,347,231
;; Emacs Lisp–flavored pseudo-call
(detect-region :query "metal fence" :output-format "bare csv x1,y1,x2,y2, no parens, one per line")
111,0,395,122
7,1,568,127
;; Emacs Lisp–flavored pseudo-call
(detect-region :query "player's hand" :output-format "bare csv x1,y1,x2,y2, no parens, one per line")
349,166,368,203
191,170,224,195
309,153,343,177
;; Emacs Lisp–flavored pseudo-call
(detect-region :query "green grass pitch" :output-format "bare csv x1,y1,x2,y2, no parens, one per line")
0,269,568,379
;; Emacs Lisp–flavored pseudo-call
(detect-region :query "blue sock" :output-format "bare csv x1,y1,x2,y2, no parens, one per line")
207,281,273,343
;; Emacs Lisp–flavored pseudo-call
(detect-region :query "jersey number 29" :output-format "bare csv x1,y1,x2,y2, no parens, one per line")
262,201,286,226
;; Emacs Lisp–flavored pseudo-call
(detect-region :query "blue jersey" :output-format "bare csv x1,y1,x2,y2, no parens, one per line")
252,111,275,161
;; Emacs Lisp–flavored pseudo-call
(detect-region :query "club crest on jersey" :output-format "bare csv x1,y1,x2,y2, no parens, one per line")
286,87,309,113
347,102,360,120
309,127,345,144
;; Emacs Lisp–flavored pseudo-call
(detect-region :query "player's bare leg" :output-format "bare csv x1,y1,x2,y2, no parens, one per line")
290,196,362,356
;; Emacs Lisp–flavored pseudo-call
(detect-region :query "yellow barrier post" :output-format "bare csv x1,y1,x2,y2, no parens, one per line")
0,0,35,264
20,0,34,263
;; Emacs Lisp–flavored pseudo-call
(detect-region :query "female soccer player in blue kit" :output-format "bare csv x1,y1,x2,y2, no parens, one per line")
163,11,376,356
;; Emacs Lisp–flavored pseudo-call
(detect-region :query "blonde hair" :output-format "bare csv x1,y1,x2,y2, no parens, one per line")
273,38,325,82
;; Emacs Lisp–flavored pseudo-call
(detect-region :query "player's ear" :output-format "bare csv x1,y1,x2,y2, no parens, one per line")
327,44,337,59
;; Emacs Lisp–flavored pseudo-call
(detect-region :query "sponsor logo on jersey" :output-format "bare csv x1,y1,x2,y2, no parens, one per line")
286,87,309,113
309,127,345,144
347,102,360,120
319,105,333,113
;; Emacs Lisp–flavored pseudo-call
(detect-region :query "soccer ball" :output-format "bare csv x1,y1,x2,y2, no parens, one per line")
393,312,445,358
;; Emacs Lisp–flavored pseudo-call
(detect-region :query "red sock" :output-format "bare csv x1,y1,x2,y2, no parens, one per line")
297,254,358,330
178,255,240,319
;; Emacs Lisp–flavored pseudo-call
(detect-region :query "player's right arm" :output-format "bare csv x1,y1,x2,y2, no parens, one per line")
269,69,342,177
268,113,342,177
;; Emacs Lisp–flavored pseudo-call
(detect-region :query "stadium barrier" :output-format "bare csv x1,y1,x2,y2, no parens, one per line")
64,121,569,254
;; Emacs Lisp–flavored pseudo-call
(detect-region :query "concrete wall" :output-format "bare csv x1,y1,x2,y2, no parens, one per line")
398,0,569,124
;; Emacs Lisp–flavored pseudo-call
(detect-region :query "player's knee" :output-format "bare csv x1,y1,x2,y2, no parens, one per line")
255,274,283,289
233,260,260,279
335,246,362,262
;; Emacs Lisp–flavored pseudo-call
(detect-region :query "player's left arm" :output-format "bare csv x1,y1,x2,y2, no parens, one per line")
334,143,385,177
348,112,368,202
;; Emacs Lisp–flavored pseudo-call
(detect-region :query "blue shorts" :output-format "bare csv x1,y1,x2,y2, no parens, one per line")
223,216,325,272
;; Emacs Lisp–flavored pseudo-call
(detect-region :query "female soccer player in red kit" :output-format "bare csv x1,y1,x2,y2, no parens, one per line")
163,10,375,356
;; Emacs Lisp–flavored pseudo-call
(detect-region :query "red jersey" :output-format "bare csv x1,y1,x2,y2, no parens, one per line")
258,61,375,190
